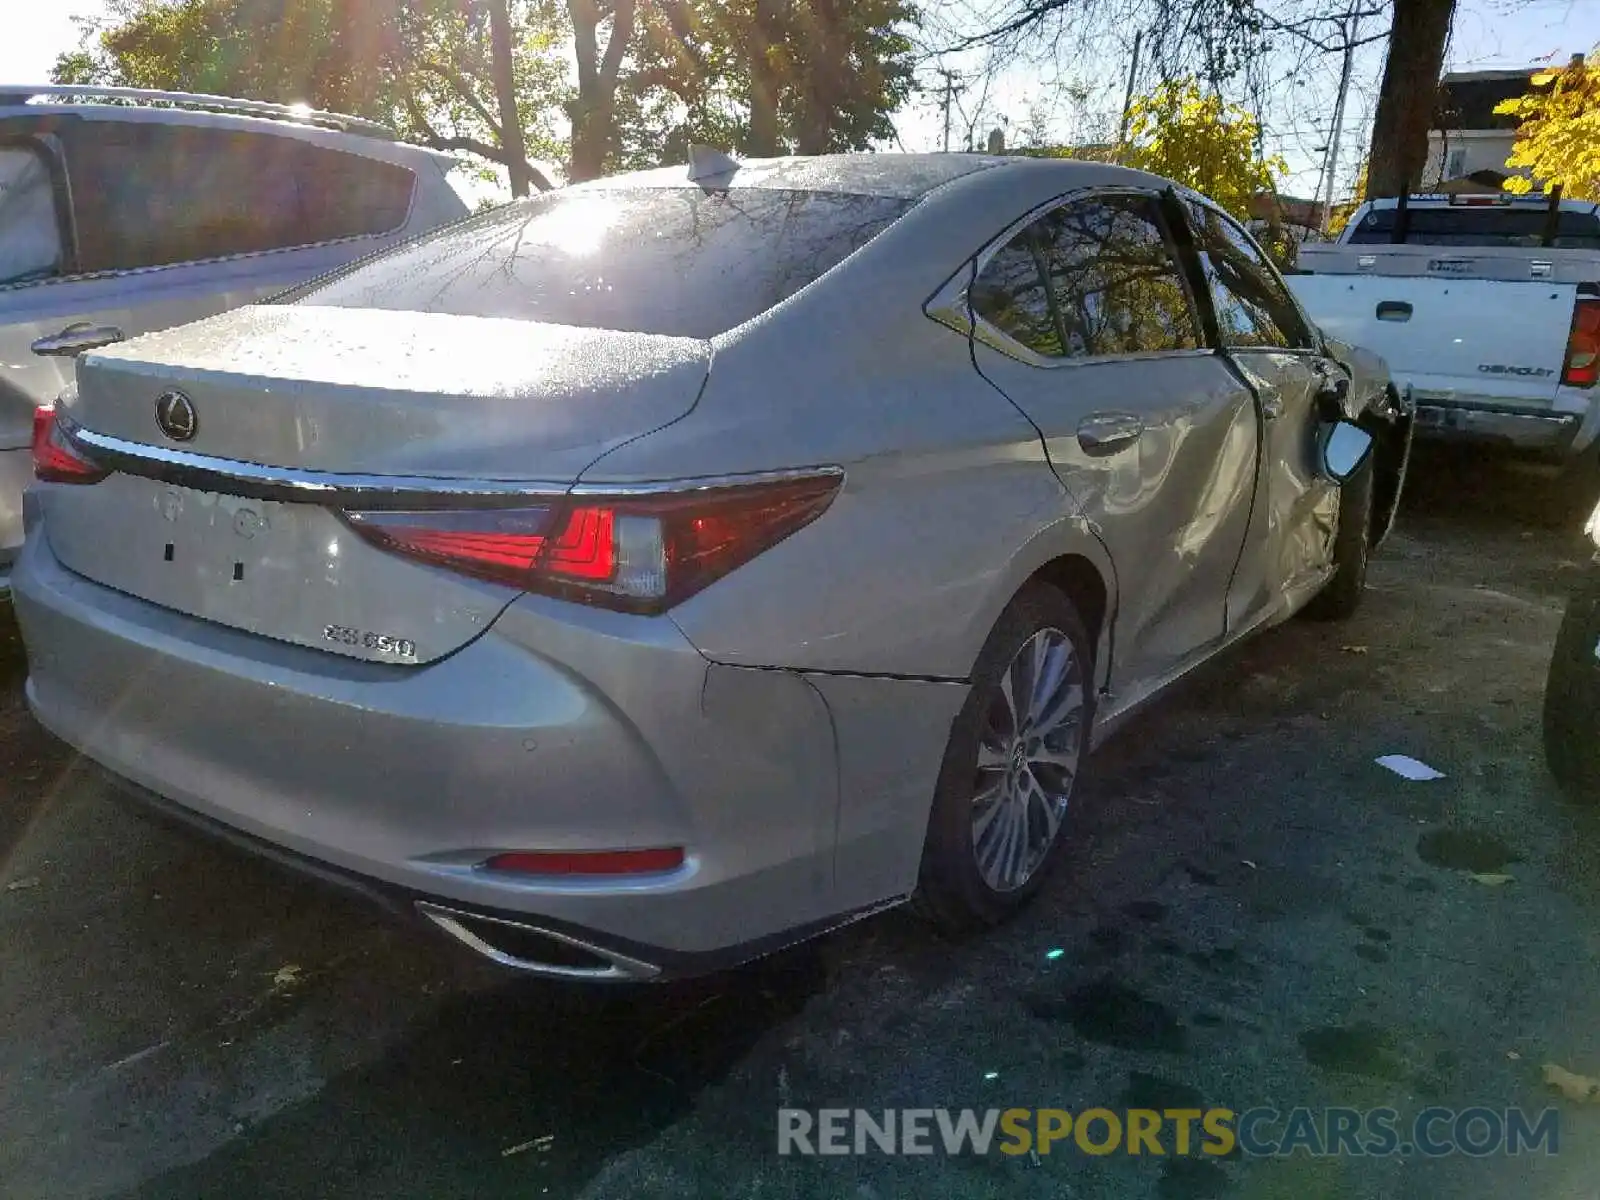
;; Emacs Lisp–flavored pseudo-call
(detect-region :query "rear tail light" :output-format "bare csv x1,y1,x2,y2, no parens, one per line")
481,847,685,876
1565,299,1600,388
342,470,842,614
32,406,109,484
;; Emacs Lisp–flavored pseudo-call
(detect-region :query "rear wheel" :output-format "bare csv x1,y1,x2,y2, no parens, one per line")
1544,584,1600,802
1302,456,1375,622
914,584,1094,933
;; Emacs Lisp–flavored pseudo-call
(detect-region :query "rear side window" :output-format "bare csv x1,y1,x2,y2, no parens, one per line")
971,194,1198,359
60,121,416,272
1184,201,1315,350
294,187,913,338
0,143,61,286
968,231,1064,355
1348,206,1600,248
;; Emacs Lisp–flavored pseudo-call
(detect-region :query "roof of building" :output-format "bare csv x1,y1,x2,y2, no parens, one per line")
1436,65,1552,131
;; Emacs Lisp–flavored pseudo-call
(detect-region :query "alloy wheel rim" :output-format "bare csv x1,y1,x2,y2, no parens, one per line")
970,626,1084,893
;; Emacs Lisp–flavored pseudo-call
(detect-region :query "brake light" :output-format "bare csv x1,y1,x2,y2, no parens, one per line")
343,471,842,613
32,407,108,484
1564,299,1600,388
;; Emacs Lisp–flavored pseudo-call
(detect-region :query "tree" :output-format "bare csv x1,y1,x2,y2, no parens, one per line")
1495,51,1600,201
54,0,560,190
1364,0,1454,198
923,0,1464,204
617,0,916,165
1121,78,1285,220
56,0,919,186
567,0,638,181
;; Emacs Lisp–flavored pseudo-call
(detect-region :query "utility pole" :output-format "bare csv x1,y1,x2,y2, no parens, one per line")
1320,4,1361,232
937,70,962,153
1117,31,1144,152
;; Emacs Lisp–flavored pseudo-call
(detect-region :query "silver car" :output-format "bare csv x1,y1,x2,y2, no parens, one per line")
12,153,1409,980
0,85,473,598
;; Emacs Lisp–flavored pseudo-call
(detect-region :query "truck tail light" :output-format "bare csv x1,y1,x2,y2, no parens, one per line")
342,470,842,614
1565,299,1600,388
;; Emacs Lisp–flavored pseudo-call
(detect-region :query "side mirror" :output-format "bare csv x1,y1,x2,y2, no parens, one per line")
1320,420,1374,483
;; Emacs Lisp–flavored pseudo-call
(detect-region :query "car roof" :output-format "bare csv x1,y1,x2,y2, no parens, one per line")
0,97,456,169
569,151,1171,202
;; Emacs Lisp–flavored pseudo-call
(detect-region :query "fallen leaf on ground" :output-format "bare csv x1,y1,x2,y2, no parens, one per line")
5,877,40,892
1340,644,1368,655
501,1136,553,1158
271,964,303,988
1544,1063,1600,1103
1470,873,1514,887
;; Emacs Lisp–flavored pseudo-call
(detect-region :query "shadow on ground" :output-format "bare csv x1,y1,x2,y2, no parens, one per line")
124,948,829,1200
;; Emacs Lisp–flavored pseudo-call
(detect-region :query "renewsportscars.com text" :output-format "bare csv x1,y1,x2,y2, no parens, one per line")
777,1106,1559,1158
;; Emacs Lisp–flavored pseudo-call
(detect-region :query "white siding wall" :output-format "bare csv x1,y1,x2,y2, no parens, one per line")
1422,131,1526,186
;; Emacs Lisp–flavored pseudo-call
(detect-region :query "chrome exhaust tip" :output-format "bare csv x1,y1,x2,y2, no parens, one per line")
416,901,661,982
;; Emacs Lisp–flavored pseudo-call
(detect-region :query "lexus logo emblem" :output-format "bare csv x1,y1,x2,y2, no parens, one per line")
154,391,197,442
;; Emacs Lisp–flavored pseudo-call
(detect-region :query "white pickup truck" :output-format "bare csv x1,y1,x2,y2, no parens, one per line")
1289,192,1600,498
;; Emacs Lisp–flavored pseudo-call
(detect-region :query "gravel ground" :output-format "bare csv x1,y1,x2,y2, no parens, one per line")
4,447,1600,1200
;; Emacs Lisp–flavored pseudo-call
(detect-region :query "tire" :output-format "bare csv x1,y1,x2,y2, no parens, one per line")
1543,584,1600,802
1301,454,1375,622
914,583,1095,933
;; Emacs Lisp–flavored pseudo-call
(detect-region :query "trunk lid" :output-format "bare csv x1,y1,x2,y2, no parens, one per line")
67,305,711,477
43,305,710,664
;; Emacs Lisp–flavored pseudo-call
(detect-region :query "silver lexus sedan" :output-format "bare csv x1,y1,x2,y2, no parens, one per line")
12,153,1410,980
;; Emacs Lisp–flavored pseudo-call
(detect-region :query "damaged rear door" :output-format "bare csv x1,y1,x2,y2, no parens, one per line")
959,189,1261,702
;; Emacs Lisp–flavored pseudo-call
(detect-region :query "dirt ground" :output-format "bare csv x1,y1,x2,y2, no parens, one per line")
6,446,1600,1200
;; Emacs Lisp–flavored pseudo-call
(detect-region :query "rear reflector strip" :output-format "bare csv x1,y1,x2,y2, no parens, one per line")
481,847,686,876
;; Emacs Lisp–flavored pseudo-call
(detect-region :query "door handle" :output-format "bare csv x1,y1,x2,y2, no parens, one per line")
1375,300,1412,322
1077,412,1144,456
32,323,126,357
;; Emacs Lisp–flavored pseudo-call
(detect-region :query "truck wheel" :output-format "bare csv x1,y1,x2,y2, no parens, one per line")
1544,585,1600,802
1302,456,1375,622
914,584,1094,933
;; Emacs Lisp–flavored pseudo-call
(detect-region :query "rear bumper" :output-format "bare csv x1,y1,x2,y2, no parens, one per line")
1413,401,1581,457
12,529,857,966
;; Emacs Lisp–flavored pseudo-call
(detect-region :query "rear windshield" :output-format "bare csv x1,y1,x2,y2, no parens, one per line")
1347,206,1600,249
290,187,914,338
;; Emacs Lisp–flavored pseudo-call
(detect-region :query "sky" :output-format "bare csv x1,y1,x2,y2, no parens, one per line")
4,0,1598,200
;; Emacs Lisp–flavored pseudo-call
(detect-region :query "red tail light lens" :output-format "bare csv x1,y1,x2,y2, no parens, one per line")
1564,299,1600,388
32,407,109,484
343,471,842,613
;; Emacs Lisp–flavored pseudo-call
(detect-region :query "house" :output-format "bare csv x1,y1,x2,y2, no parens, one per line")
1420,62,1568,190
1248,192,1322,238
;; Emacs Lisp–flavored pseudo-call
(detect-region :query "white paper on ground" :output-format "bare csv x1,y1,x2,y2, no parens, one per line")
1375,754,1446,781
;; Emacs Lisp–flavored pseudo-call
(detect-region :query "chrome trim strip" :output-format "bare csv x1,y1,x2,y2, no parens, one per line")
65,426,846,509
64,426,568,509
416,901,661,981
